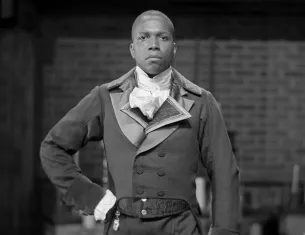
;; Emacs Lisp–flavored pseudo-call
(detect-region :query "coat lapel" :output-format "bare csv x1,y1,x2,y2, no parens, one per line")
144,96,192,134
109,69,147,148
108,68,201,154
136,71,195,156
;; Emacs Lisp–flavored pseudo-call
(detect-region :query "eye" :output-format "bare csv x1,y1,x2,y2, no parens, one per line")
160,36,169,41
138,35,148,40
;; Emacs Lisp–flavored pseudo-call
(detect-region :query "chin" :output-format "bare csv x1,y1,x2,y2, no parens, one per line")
147,70,160,77
145,67,166,77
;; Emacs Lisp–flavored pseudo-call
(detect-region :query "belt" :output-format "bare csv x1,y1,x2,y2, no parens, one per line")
117,198,189,219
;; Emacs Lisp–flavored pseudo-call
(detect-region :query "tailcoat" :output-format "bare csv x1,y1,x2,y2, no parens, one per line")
40,68,240,235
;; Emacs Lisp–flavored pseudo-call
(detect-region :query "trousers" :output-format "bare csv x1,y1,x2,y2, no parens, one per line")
106,210,201,235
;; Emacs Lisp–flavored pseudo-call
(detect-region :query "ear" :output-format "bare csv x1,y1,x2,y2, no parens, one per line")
173,42,177,56
129,43,135,59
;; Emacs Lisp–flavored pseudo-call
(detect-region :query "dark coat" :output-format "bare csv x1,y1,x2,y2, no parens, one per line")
40,68,240,235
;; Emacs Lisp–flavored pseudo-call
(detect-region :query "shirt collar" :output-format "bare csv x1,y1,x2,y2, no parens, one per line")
135,66,172,91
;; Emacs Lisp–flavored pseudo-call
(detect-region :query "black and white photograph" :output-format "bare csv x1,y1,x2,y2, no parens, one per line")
1,0,305,235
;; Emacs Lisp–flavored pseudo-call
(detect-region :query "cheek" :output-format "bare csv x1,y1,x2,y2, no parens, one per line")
134,43,147,52
133,45,141,52
135,48,146,58
161,45,174,54
163,49,174,60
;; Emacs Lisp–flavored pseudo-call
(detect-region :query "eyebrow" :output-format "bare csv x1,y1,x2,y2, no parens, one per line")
136,31,171,36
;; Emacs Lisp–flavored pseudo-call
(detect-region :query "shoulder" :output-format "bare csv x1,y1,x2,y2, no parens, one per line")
172,68,210,98
105,68,135,91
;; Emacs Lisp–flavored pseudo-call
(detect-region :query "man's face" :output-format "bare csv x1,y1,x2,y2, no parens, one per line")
130,15,177,77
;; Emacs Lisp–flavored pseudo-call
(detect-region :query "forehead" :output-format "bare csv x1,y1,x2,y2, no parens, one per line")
133,15,173,35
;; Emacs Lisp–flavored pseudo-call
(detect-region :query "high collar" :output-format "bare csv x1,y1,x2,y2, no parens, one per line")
135,66,172,91
107,67,202,98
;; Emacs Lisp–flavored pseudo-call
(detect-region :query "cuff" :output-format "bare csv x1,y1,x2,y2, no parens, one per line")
94,189,116,221
208,226,240,235
63,175,105,215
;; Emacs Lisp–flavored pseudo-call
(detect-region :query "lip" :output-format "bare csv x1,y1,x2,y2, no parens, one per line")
146,56,162,60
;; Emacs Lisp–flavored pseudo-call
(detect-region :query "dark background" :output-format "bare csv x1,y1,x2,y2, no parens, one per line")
1,0,305,235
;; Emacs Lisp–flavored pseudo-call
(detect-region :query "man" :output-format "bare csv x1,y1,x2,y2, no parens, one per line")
40,10,240,235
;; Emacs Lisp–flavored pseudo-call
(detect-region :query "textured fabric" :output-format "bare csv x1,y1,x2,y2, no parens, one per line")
125,103,150,126
147,98,181,127
106,210,200,235
117,198,189,218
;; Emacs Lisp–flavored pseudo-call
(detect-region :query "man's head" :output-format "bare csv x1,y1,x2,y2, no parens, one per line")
129,10,177,78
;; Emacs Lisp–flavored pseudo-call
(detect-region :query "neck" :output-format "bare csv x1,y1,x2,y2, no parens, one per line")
135,66,172,91
146,72,156,78
140,67,171,79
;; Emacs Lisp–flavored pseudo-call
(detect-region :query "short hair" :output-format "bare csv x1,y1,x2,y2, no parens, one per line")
131,10,175,41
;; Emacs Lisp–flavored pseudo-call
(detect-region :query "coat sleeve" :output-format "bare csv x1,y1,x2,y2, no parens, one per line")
199,91,240,235
40,86,105,215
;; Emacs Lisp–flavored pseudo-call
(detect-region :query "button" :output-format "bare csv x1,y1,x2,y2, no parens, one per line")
141,209,147,216
136,166,144,174
157,170,165,176
136,187,144,195
158,150,166,157
157,191,165,197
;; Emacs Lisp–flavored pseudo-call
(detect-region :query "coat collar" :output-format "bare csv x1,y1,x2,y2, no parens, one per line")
107,68,202,96
107,67,202,155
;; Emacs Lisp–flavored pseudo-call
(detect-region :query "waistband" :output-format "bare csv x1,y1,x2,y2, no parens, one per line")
117,197,189,219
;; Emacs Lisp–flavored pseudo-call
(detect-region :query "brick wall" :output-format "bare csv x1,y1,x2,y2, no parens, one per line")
212,41,305,169
42,39,133,135
42,38,305,172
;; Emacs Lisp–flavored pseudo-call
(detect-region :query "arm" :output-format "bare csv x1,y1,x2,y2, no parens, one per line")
200,92,240,235
40,86,105,215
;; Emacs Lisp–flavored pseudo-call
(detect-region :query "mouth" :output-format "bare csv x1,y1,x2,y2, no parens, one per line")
146,56,162,60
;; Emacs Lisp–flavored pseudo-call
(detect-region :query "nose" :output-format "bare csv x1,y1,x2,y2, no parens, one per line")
148,37,160,50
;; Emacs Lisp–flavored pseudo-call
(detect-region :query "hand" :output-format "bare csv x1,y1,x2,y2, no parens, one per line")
94,189,116,221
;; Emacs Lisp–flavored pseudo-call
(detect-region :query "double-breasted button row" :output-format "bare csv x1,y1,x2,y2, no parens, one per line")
135,166,165,177
136,166,144,174
158,150,166,157
137,187,144,195
157,169,165,176
137,188,165,197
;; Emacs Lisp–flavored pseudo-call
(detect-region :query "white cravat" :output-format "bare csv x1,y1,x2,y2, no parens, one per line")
129,66,172,120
